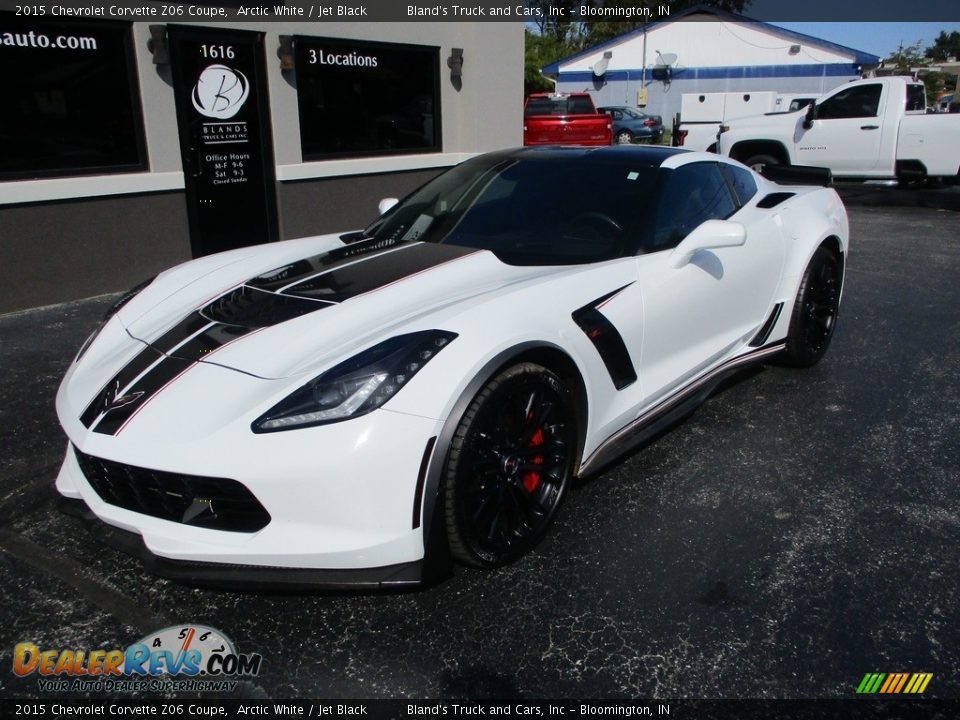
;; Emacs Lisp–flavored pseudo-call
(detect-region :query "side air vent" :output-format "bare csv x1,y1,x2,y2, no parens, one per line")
572,287,637,390
757,192,795,209
749,302,785,347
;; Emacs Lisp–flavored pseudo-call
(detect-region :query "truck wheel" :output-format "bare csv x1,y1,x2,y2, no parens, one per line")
744,154,779,173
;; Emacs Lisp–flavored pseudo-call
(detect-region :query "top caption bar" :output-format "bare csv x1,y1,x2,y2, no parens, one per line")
3,0,960,22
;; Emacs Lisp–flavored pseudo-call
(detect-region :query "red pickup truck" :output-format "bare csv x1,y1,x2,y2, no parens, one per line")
523,93,612,147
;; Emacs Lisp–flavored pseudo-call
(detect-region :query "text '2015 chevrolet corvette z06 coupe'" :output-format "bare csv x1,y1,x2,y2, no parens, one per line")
56,146,848,589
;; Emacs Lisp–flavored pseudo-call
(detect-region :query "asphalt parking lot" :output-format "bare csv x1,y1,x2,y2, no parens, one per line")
0,192,957,700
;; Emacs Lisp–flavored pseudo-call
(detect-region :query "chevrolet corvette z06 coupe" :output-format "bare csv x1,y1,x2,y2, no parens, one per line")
55,146,848,589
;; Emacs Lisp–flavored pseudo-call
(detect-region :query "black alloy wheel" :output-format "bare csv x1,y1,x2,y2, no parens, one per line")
445,363,576,568
782,245,843,367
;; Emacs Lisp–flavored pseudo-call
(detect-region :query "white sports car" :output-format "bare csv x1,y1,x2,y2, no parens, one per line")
55,147,848,589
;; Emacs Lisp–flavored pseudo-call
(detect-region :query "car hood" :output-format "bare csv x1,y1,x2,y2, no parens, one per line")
119,236,563,380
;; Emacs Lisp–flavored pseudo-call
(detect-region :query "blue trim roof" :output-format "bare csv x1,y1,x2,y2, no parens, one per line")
556,63,861,83
541,4,881,75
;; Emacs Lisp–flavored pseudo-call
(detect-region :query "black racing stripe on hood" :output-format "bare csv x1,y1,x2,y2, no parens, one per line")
166,322,256,362
284,242,478,302
91,355,193,435
78,242,478,433
79,314,210,428
247,236,410,292
79,345,164,428
151,313,211,354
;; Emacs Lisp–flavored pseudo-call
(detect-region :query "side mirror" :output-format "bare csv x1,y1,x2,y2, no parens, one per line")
378,197,399,216
802,102,816,130
669,219,746,269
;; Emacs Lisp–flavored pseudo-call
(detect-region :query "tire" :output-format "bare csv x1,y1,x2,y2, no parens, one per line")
743,153,779,173
444,363,576,568
615,129,634,145
781,246,843,368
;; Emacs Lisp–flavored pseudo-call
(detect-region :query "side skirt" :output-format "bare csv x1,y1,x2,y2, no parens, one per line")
578,342,785,477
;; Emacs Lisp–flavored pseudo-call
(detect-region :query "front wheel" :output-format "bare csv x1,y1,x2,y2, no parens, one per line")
615,129,634,145
444,363,576,568
781,246,843,367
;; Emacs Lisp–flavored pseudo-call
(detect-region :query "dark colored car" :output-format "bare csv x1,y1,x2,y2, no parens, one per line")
598,106,664,145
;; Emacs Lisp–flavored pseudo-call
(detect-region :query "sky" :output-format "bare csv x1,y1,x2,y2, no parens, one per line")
767,23,960,59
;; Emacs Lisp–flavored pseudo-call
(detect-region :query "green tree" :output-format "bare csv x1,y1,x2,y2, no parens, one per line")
924,30,960,63
525,29,576,94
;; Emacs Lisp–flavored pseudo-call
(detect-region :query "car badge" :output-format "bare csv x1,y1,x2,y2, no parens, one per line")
103,381,145,412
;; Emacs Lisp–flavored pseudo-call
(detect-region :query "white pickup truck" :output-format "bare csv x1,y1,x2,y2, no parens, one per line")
676,91,818,152
717,76,960,183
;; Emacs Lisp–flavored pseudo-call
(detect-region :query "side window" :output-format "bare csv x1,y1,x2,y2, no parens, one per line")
612,110,623,120
719,163,758,206
905,84,926,112
816,84,882,120
649,163,738,251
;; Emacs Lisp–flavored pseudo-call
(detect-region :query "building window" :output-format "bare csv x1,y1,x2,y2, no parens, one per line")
294,36,441,160
0,16,147,180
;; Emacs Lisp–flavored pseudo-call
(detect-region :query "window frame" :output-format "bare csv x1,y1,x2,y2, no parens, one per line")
718,161,758,208
0,16,148,182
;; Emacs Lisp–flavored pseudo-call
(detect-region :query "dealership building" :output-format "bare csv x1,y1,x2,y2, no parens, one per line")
0,3,522,313
544,7,880,126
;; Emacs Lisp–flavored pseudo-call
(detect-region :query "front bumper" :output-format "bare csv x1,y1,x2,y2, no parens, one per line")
58,497,431,591
57,354,450,584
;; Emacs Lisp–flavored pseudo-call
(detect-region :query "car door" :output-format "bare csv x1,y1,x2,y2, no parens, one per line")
794,82,886,174
635,161,784,405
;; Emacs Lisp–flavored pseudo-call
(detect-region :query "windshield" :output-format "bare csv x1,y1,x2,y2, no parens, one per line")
363,152,663,266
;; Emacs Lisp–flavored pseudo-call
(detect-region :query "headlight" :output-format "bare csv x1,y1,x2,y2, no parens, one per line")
252,330,457,433
75,276,156,362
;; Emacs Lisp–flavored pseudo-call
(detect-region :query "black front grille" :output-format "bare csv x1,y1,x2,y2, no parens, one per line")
74,448,270,533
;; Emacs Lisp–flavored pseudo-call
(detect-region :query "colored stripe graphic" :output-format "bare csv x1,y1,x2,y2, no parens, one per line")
857,673,932,694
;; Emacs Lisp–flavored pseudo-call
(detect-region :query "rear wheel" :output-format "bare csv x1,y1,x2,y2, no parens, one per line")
444,363,576,568
781,246,843,367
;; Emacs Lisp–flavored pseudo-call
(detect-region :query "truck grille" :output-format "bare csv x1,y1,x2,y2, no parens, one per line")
74,447,270,533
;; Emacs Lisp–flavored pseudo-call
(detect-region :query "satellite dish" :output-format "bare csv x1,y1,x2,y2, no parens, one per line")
656,52,678,66
593,57,610,76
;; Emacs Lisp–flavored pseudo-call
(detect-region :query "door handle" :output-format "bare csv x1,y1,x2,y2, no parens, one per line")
860,125,879,130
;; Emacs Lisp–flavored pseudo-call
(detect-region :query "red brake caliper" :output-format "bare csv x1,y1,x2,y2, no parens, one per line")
522,427,545,493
